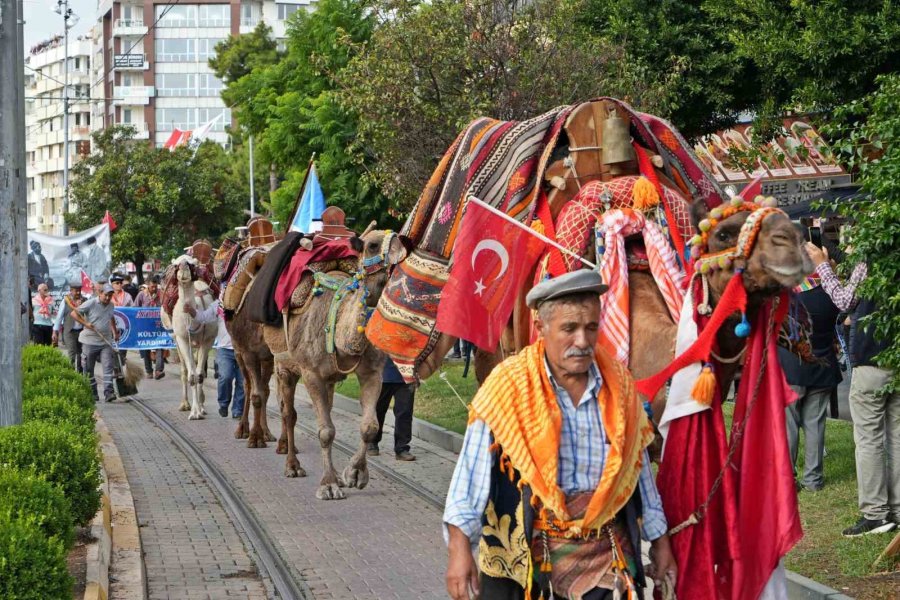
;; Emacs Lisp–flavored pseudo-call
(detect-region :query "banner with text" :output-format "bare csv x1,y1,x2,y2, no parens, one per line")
113,307,176,350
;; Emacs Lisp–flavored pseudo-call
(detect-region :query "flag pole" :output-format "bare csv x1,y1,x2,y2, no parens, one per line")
467,196,597,269
287,153,316,232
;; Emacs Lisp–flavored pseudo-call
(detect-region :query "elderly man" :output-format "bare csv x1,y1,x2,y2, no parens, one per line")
52,280,86,372
72,283,119,402
444,270,675,600
136,276,166,379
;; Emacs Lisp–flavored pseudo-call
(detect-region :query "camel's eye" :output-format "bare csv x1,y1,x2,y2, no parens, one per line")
367,242,380,252
716,230,732,243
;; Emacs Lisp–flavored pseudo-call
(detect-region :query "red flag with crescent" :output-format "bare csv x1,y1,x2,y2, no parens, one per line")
81,269,93,294
436,199,546,351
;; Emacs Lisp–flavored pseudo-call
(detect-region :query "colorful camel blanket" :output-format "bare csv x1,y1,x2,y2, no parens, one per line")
367,98,725,382
471,339,654,531
161,263,220,318
273,238,358,313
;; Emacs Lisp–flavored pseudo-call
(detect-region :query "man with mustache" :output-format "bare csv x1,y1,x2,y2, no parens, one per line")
444,270,675,600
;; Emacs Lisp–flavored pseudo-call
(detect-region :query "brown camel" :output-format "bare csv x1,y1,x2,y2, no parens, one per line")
227,307,277,447
262,229,408,500
424,201,812,428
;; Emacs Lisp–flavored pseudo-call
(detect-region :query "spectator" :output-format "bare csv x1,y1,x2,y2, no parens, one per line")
183,300,244,419
30,283,55,345
52,280,86,373
71,284,119,402
779,242,842,492
808,242,899,537
110,273,133,364
123,274,139,300
369,358,416,461
136,276,165,379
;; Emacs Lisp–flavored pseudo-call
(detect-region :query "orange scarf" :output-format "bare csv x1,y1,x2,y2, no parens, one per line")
470,339,654,531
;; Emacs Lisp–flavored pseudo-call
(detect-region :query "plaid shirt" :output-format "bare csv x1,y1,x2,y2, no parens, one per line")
815,262,867,312
443,361,667,546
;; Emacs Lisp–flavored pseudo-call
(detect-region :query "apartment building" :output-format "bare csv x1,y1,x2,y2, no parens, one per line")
94,0,317,148
24,36,94,234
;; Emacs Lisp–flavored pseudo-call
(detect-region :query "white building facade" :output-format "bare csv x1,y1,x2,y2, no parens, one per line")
94,0,317,148
25,36,94,234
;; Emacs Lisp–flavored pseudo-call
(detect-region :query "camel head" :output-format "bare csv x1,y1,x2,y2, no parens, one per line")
691,197,812,306
350,229,409,307
172,255,199,286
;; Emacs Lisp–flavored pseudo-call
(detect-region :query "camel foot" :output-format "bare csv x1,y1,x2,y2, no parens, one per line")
275,438,288,454
316,483,346,500
264,428,276,442
200,407,207,416
179,401,190,412
342,464,369,490
234,422,249,439
188,412,204,421
188,375,197,386
247,431,267,449
283,457,307,478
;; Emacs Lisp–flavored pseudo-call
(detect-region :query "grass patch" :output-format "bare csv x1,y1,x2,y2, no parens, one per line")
335,361,477,434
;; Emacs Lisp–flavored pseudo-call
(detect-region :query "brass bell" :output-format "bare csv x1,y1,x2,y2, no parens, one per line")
601,114,636,166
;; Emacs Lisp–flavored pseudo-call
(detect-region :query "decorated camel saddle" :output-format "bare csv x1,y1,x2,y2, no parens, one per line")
161,239,221,318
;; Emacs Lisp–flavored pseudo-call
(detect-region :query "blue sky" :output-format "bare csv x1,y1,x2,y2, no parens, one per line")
23,0,95,49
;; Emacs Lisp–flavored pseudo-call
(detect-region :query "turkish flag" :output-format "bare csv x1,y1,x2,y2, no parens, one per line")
436,198,546,351
102,210,117,232
81,270,93,294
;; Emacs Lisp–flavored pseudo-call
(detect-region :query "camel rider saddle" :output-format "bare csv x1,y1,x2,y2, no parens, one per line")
247,217,276,247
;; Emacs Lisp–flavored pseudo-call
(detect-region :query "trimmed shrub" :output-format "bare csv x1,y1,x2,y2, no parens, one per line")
0,467,74,549
23,375,93,409
0,511,73,600
0,422,101,526
22,344,71,372
23,395,96,438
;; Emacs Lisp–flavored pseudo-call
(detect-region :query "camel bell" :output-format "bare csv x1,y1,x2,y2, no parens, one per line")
601,114,635,165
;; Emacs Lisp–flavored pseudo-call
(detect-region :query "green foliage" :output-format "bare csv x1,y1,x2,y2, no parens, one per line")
209,22,281,85
0,512,73,600
220,0,394,229
0,468,74,550
0,422,101,526
822,75,900,386
21,345,71,372
66,126,249,280
23,395,96,437
23,374,93,409
341,0,676,207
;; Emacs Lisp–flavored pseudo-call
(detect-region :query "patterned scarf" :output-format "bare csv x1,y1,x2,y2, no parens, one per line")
470,339,654,530
595,208,685,366
794,273,821,293
34,294,53,318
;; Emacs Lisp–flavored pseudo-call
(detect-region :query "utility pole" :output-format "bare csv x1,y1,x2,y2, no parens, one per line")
248,134,255,218
56,0,75,235
0,0,27,426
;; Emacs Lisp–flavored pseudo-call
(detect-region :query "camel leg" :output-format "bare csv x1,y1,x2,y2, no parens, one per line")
196,345,210,416
258,356,276,442
305,373,344,500
342,362,380,490
179,337,203,420
175,343,191,412
233,351,251,439
246,352,267,449
276,364,306,478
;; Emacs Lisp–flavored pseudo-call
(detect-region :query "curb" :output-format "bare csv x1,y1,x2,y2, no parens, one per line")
330,390,856,600
91,415,147,600
83,444,112,600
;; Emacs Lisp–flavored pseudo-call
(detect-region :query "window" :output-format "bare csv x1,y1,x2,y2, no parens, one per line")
277,3,301,20
157,73,197,96
241,2,260,26
155,39,195,62
198,74,223,96
122,109,133,124
199,4,229,27
157,108,194,131
197,38,225,61
155,4,197,27
198,107,231,131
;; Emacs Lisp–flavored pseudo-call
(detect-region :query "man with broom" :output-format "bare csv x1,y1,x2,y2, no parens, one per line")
71,283,120,402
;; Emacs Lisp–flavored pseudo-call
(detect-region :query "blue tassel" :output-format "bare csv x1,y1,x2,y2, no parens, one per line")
735,313,751,338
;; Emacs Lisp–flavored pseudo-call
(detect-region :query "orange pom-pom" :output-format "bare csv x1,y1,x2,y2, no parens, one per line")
691,364,716,406
632,177,660,211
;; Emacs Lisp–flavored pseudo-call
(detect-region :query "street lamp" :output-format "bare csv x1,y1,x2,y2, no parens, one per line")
54,0,78,236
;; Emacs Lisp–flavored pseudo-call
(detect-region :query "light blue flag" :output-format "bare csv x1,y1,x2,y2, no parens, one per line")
290,164,327,233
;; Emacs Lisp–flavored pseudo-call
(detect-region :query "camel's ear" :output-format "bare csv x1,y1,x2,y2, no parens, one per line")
691,201,711,231
349,235,364,253
387,235,408,265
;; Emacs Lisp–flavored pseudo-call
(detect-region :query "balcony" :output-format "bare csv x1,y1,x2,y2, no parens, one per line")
113,53,149,71
117,122,149,140
112,85,155,106
113,19,148,36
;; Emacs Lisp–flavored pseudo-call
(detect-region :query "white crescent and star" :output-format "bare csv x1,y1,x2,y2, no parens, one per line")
471,239,509,296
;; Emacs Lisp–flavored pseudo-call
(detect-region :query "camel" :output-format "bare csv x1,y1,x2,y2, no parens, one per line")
228,307,277,447
262,229,408,500
160,256,218,420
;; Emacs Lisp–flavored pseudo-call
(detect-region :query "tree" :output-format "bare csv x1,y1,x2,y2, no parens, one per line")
822,75,900,386
209,22,281,87
215,0,394,229
340,0,678,207
66,126,247,283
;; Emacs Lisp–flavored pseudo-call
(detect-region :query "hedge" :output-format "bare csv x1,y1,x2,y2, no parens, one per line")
0,421,101,526
22,375,93,409
23,395,96,438
0,467,74,549
21,344,71,372
0,512,73,600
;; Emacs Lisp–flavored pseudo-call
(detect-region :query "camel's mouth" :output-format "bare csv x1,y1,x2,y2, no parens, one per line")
761,260,808,288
